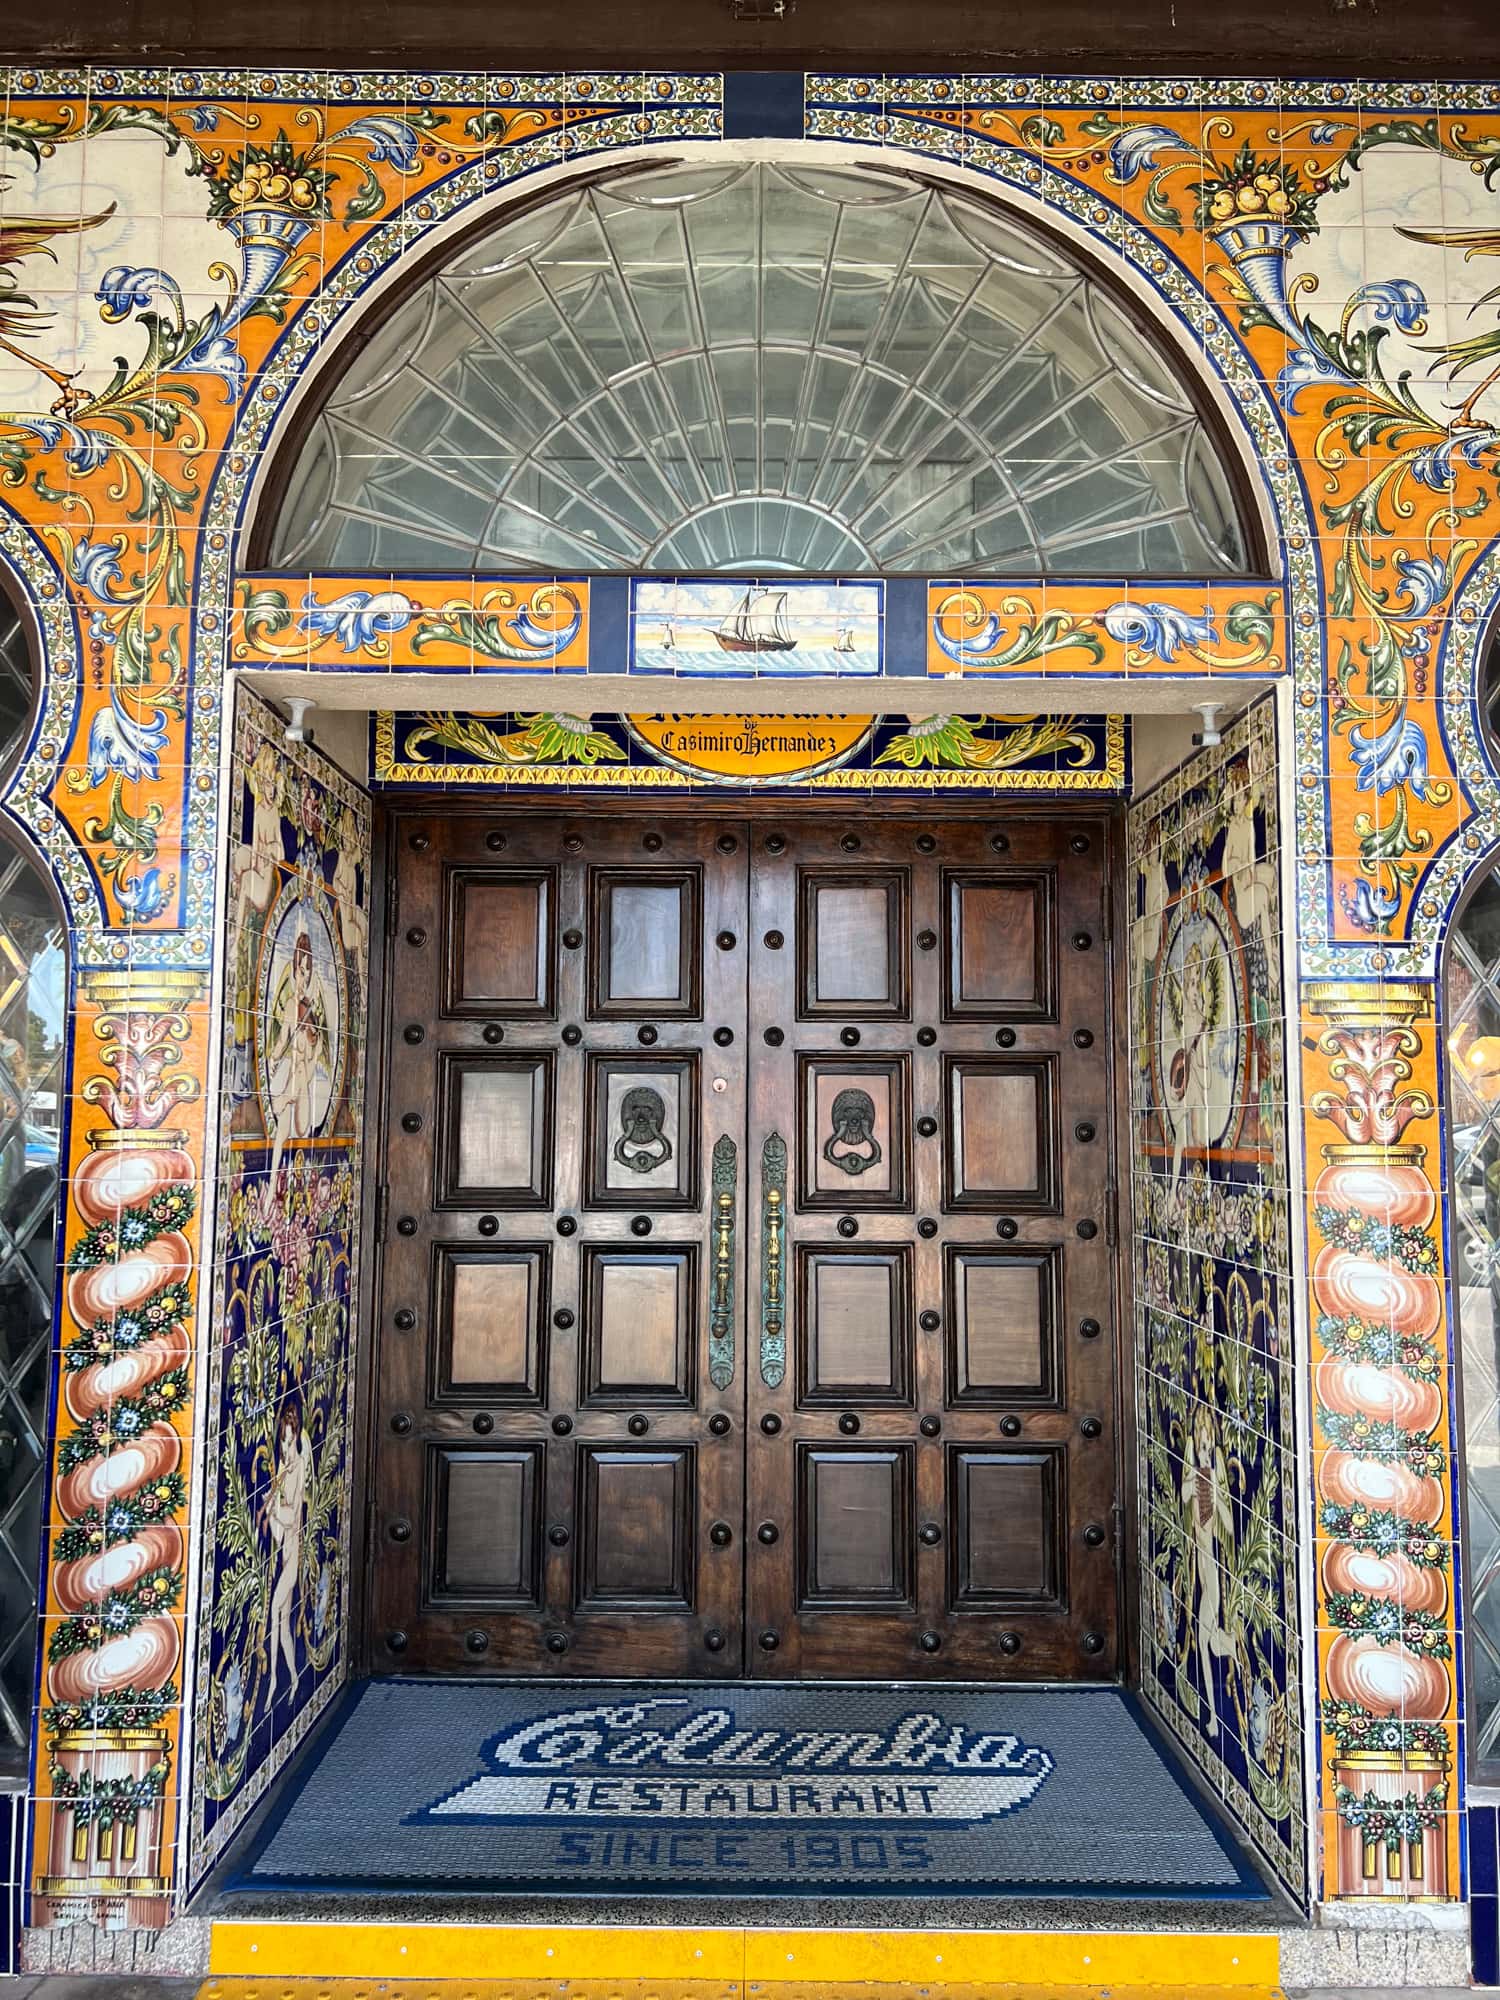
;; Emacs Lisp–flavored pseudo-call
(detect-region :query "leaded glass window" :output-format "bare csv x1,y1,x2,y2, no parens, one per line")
270,161,1251,578
1454,625,1500,1780
0,587,63,1768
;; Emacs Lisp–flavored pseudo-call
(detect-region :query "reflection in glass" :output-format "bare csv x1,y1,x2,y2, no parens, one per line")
1454,636,1500,1779
271,162,1251,579
0,592,63,1766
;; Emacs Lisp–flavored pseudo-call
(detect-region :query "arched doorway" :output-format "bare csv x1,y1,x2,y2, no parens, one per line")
0,578,67,1770
249,153,1265,1684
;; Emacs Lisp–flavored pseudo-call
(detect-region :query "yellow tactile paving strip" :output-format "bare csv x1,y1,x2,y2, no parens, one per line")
203,1925,1281,1989
200,1987,1283,2000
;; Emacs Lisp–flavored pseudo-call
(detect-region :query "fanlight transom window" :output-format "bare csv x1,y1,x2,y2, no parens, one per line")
271,161,1251,578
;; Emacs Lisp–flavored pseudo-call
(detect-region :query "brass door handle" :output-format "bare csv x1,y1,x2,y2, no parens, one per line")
760,1131,787,1388
708,1135,737,1391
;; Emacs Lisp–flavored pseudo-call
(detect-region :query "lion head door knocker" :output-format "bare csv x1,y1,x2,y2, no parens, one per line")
615,1085,673,1174
823,1087,882,1177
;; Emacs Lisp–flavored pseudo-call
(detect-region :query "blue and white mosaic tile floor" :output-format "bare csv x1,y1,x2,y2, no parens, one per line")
228,1680,1266,1901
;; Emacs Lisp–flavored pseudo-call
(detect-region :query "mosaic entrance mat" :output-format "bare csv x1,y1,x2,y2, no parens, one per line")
229,1680,1264,1899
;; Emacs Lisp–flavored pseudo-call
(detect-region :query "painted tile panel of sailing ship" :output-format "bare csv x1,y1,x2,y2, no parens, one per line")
716,587,798,654
630,579,884,676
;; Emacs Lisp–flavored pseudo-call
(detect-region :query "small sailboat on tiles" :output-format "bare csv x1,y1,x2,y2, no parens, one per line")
716,587,798,655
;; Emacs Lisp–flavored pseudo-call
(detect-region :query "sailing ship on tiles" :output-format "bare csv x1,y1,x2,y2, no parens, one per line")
632,578,883,674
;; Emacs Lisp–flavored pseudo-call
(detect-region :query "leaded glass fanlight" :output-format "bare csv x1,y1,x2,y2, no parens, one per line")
0,585,64,1768
270,161,1252,577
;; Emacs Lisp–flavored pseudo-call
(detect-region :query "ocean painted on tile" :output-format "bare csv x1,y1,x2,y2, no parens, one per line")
631,580,883,675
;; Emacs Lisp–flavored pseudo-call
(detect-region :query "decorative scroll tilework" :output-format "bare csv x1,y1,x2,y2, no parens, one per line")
0,66,1496,1938
926,584,1286,678
237,579,591,672
371,711,1128,790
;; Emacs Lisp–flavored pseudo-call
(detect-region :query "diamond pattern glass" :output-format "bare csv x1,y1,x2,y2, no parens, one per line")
1453,657,1500,1775
0,592,63,1768
270,161,1251,578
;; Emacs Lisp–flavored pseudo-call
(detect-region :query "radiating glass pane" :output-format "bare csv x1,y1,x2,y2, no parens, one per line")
0,596,64,1768
271,162,1252,578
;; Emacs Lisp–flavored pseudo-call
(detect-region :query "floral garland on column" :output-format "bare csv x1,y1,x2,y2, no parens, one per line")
1308,982,1452,1895
33,970,203,1930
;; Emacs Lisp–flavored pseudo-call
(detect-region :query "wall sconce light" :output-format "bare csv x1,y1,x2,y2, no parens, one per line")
1191,701,1223,749
283,696,315,745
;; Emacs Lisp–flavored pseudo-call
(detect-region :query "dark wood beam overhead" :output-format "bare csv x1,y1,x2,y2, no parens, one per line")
7,0,1500,76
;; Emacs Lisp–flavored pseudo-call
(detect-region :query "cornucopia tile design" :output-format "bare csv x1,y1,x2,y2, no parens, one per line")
0,68,1497,1931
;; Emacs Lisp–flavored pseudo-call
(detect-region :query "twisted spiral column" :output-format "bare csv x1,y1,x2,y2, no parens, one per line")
1307,982,1452,1898
33,971,203,1932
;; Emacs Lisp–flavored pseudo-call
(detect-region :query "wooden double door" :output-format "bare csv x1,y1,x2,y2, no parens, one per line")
370,808,1119,1681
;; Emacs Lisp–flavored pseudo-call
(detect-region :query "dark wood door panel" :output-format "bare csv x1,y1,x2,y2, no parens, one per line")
575,1445,698,1608
797,1444,916,1607
943,1054,1059,1211
579,1245,698,1407
435,1051,554,1208
949,1445,1063,1607
430,1242,550,1405
589,867,705,1018
945,1246,1063,1408
797,1247,914,1407
943,870,1056,1019
799,1054,911,1207
371,812,748,1678
798,868,911,1018
745,815,1118,1682
443,867,556,1016
371,805,1120,1683
428,1444,545,1605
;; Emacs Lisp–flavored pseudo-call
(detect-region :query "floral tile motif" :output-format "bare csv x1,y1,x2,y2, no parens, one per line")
186,684,370,1888
926,583,1286,678
237,577,591,671
371,710,1128,791
1128,695,1304,1902
1,65,1498,1939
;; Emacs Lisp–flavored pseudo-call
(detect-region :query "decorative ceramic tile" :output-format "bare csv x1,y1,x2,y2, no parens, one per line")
186,683,371,1889
926,583,1287,678
237,578,591,672
371,711,1128,791
0,65,1497,1945
630,580,882,676
1128,696,1304,1903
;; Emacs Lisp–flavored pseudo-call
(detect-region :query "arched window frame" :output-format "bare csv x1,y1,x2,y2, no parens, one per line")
247,155,1271,585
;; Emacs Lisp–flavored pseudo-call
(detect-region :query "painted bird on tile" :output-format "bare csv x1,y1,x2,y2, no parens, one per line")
1398,222,1500,429
0,185,116,415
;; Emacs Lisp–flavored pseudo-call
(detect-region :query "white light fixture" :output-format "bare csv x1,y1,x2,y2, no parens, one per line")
283,696,315,745
1191,701,1223,749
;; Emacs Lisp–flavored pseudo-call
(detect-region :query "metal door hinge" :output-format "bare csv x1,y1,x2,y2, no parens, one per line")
1105,1179,1119,1248
376,1181,390,1243
385,869,399,937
